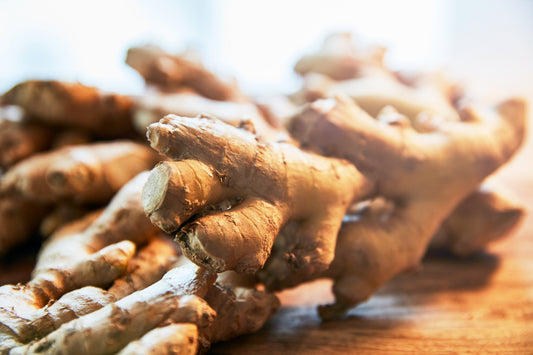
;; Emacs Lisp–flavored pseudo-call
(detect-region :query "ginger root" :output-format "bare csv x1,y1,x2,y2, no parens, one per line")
126,45,242,101
12,262,217,355
133,91,282,141
0,172,178,352
294,33,387,81
7,261,279,355
0,141,160,204
117,323,199,355
284,95,525,318
430,186,524,256
295,72,460,121
142,114,368,280
292,33,460,121
202,274,280,345
1,80,136,137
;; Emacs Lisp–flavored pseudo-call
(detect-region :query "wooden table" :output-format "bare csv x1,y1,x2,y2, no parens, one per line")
210,113,533,354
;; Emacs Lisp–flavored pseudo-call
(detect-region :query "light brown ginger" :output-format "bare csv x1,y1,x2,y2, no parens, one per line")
429,186,524,256
351,186,524,258
1,80,137,137
0,141,160,204
0,238,135,352
117,323,200,355
107,235,181,299
350,103,524,256
113,271,280,354
294,72,460,121
142,114,369,280
126,45,243,101
12,262,217,355
292,33,461,121
0,173,173,352
134,90,283,141
299,59,518,258
201,273,280,346
32,172,159,275
10,262,279,355
294,32,388,81
282,95,525,318
0,237,179,352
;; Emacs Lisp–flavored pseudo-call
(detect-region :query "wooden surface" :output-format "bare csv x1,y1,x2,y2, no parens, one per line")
209,115,533,354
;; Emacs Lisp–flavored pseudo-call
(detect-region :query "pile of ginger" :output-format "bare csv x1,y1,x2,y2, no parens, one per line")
0,33,526,354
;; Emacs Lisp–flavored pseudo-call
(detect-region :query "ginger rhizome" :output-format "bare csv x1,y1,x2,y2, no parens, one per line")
13,262,217,355
133,91,282,141
1,80,136,138
142,114,367,280
292,33,461,121
0,173,161,350
0,141,159,204
126,45,282,141
285,95,525,318
1,171,280,354
0,141,160,254
429,186,524,256
141,93,524,316
126,45,242,101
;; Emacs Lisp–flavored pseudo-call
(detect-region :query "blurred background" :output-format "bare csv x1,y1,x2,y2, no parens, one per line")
0,0,531,101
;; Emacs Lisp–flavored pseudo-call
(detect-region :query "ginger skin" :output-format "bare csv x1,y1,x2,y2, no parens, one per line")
117,323,200,355
294,33,387,81
430,187,524,256
7,261,279,355
0,173,163,352
285,95,525,318
1,141,160,204
292,33,460,121
142,114,369,282
1,80,136,137
133,91,281,141
142,102,524,296
12,262,217,355
126,45,242,101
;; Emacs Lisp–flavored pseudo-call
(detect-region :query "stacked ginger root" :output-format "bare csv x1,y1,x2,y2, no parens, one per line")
0,46,283,354
0,33,526,354
140,33,525,319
